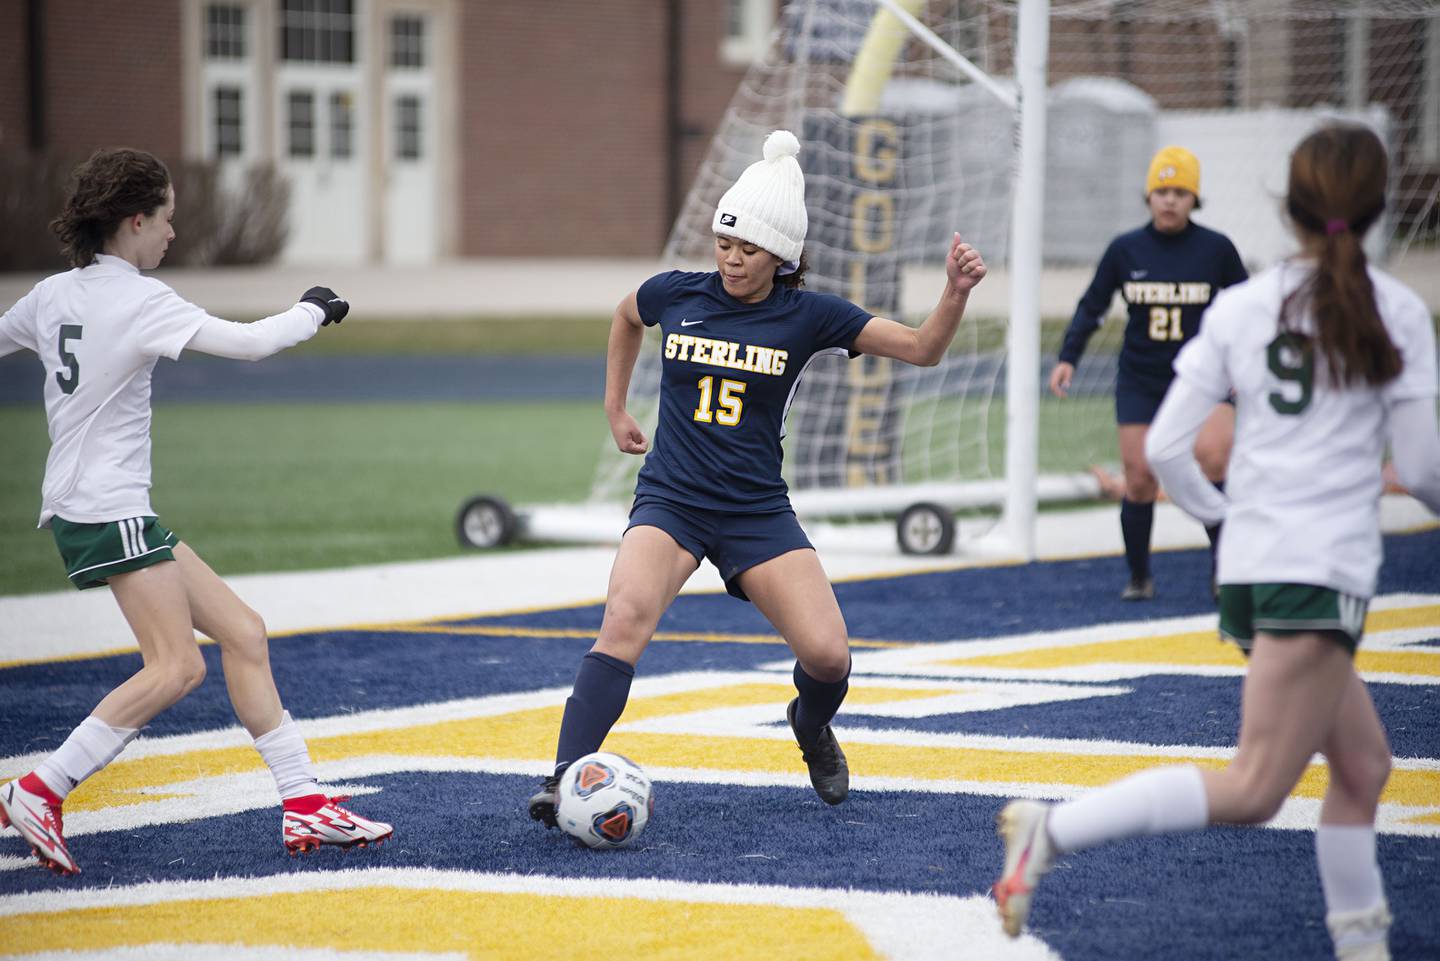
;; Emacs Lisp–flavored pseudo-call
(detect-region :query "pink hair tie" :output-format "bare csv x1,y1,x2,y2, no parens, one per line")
1325,218,1348,235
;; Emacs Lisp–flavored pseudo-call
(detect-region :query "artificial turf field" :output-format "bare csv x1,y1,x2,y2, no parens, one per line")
0,393,1113,596
0,530,1436,960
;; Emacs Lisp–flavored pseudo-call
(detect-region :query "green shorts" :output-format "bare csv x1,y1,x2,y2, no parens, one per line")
1218,583,1369,655
51,515,179,590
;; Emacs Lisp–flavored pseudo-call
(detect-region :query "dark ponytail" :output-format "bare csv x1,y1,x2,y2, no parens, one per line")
50,148,172,268
1280,124,1401,388
774,250,809,289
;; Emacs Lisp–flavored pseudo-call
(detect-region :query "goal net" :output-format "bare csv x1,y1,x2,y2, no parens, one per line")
580,0,1439,551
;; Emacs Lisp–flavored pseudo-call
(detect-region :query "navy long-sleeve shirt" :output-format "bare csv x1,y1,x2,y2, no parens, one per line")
1058,221,1247,396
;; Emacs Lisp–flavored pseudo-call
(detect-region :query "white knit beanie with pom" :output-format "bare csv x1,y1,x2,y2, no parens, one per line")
712,130,808,270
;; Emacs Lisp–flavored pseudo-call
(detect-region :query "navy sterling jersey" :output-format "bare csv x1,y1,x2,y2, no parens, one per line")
634,270,873,513
1059,222,1247,396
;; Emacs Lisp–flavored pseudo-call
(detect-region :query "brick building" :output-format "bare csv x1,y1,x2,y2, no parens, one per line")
2,1,1435,265
0,0,774,264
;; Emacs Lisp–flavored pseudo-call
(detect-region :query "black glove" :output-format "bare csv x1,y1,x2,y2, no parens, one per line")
301,286,349,326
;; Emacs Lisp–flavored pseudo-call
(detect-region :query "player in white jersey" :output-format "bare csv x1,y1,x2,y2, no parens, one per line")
0,148,392,875
991,125,1440,960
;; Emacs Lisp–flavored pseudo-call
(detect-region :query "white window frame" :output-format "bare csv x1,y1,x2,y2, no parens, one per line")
721,0,775,67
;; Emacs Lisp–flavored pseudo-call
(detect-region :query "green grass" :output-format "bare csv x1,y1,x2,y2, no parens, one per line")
280,315,1117,358
0,401,600,596
290,316,614,356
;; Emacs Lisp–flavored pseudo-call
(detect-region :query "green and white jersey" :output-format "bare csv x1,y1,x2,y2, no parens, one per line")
0,255,320,528
0,255,215,526
1172,261,1437,598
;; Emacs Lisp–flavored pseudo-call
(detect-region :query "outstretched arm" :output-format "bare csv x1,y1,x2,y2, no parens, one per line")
184,287,348,361
850,233,985,366
606,291,649,455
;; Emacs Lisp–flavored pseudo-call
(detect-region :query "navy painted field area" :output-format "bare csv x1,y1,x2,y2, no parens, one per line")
1,533,1437,960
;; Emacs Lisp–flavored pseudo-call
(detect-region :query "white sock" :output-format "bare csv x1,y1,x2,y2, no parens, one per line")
34,716,138,801
252,711,321,801
1316,825,1386,916
1048,764,1209,855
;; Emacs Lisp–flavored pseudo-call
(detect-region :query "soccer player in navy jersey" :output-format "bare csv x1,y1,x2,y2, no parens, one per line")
528,130,986,826
1048,146,1248,600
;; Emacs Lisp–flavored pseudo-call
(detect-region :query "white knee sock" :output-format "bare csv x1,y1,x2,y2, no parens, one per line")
252,711,321,801
1047,764,1209,855
34,716,139,801
1316,825,1386,915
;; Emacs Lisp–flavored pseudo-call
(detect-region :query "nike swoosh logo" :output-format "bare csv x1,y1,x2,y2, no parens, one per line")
1130,271,1148,279
681,319,704,327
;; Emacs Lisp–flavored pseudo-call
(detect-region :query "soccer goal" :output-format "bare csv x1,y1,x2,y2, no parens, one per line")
461,0,1439,558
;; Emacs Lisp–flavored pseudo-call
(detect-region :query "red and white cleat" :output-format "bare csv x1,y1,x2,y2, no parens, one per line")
282,794,392,855
0,774,80,876
992,799,1055,938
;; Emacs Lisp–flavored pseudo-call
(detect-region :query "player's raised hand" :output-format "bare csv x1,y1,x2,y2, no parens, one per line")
946,233,986,293
610,410,649,455
301,286,349,326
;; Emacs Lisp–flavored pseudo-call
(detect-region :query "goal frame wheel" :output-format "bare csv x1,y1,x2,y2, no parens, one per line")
455,495,518,549
895,502,955,556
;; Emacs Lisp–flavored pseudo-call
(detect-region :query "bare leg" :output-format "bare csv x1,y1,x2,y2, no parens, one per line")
91,561,207,730
1318,670,1391,824
1117,424,1158,503
1202,632,1355,824
591,525,700,665
737,548,850,681
172,543,282,738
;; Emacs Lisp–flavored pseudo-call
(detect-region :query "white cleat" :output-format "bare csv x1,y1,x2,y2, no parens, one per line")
0,776,79,875
992,799,1055,938
1327,902,1392,961
282,795,393,855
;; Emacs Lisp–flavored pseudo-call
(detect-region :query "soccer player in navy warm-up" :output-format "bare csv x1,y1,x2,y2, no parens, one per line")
1049,147,1248,600
528,130,987,826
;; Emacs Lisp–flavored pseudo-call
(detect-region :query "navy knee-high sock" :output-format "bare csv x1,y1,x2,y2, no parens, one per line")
792,659,850,739
1120,498,1154,581
554,651,635,773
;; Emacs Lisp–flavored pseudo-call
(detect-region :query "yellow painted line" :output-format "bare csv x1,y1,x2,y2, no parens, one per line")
943,608,1440,678
1368,604,1440,632
0,888,881,961
35,682,1440,816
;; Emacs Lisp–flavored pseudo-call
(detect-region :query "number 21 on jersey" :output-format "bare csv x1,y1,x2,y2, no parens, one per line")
1148,307,1183,341
694,376,745,426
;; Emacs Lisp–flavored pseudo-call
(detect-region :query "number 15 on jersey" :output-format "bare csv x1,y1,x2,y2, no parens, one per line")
694,376,746,426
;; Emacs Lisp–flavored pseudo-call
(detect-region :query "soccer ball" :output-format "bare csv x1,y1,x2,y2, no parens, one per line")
556,751,654,849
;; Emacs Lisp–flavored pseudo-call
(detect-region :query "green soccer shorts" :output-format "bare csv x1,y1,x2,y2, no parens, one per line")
51,515,179,590
1218,582,1369,655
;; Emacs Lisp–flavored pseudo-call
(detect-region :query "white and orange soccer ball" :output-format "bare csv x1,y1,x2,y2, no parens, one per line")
556,751,653,849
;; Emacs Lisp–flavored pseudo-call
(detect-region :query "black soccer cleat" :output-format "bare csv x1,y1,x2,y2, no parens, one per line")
528,774,561,829
1121,576,1155,601
786,697,849,805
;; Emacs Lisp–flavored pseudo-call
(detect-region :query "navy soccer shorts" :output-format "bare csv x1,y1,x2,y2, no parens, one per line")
626,494,814,602
1115,382,1167,426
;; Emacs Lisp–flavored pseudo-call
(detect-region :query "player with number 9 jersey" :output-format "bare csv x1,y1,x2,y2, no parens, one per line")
1164,252,1435,602
989,124,1440,961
